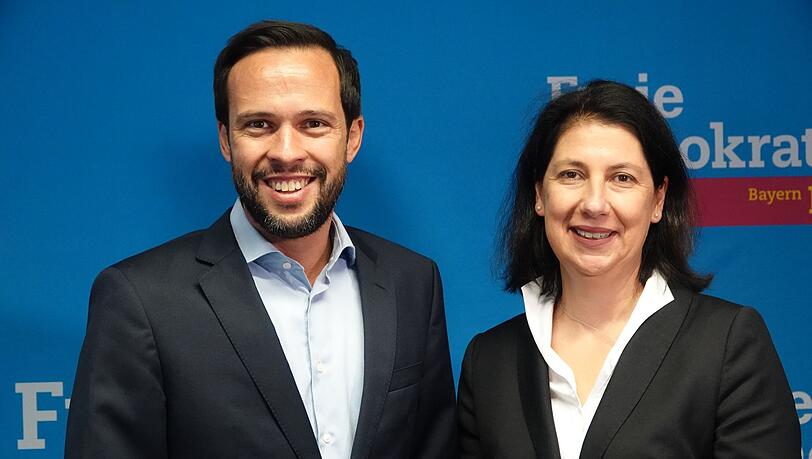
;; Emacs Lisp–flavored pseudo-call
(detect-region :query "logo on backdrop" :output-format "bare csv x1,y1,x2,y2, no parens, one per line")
15,382,70,450
11,383,812,451
799,391,812,426
800,391,812,459
547,74,812,227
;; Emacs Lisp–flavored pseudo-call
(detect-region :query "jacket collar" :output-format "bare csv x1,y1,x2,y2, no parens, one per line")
196,212,321,458
347,228,398,459
195,212,398,459
516,286,694,458
580,287,693,457
516,316,562,459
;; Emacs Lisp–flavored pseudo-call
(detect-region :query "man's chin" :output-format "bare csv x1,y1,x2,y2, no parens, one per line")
235,170,343,241
262,218,327,240
261,201,319,223
251,203,333,240
271,215,319,231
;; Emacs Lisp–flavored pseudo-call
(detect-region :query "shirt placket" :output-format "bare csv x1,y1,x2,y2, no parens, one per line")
310,270,343,457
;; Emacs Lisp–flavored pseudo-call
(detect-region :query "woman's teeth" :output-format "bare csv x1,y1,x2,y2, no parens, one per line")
574,228,611,239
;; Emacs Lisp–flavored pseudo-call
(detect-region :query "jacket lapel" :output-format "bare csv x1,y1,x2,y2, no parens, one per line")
348,231,397,459
196,212,320,459
516,317,562,459
580,289,693,458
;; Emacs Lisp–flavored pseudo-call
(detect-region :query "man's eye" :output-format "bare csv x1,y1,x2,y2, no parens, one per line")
246,120,268,129
303,120,326,129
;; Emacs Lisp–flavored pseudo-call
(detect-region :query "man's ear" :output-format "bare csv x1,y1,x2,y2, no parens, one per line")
345,116,364,163
218,122,232,163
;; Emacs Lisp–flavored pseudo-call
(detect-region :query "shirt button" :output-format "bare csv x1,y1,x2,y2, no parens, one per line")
321,432,334,444
317,361,326,373
282,262,292,270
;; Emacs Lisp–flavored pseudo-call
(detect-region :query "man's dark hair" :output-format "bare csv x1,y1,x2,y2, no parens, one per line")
214,20,361,129
499,79,711,298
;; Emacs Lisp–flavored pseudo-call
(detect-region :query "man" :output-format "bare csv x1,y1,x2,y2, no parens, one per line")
66,20,457,459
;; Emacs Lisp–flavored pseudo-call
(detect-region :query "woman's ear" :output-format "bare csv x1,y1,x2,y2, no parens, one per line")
652,176,669,223
535,182,545,216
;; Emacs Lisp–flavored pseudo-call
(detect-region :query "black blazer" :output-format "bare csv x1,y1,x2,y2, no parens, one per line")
458,287,800,458
66,211,457,458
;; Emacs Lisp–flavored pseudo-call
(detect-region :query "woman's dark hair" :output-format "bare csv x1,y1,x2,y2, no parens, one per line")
499,79,711,297
214,20,361,130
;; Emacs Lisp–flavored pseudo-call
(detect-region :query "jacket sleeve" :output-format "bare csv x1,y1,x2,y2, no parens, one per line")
713,307,800,458
65,267,167,459
457,334,483,459
411,261,459,458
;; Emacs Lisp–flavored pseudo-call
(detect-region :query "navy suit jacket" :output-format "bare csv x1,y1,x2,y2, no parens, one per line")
66,211,457,458
458,287,800,458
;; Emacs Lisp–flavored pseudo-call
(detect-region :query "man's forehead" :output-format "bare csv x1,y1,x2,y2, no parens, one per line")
228,46,339,88
225,46,345,124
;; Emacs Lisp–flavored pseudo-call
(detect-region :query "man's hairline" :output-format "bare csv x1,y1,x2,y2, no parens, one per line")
221,43,350,131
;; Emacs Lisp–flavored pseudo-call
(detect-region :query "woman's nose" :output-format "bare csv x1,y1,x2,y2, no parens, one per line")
580,180,610,217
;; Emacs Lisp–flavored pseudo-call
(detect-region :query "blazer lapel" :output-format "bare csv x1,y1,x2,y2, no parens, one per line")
349,234,397,459
516,318,562,459
196,213,320,459
580,289,693,458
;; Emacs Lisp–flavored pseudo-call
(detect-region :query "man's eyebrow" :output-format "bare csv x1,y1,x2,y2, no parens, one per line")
299,110,339,122
233,111,277,124
232,110,340,124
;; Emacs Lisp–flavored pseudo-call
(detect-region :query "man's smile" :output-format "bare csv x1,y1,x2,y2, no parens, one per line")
265,176,316,193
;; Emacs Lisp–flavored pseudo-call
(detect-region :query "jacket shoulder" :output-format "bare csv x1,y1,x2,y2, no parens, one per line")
467,313,529,357
679,289,756,324
117,228,205,266
102,227,210,284
479,313,528,339
692,291,744,310
346,226,435,267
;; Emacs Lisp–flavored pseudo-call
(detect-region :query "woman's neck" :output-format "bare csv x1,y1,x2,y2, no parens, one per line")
557,267,644,327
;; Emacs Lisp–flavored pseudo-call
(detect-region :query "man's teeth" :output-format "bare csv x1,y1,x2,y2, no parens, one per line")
271,179,307,192
574,228,611,239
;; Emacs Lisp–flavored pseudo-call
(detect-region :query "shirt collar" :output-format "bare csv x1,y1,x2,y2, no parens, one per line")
229,199,356,269
521,270,674,362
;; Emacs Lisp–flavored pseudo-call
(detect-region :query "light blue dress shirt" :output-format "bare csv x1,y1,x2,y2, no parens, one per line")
230,201,364,459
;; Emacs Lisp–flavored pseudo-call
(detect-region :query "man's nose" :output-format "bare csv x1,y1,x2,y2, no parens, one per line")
266,125,307,164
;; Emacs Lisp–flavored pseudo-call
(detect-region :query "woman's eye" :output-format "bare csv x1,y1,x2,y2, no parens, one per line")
560,170,580,180
615,173,634,183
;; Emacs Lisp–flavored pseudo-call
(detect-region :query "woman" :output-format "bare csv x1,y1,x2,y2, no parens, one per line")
458,80,799,458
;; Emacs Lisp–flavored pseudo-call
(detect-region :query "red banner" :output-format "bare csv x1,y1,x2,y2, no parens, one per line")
691,176,812,227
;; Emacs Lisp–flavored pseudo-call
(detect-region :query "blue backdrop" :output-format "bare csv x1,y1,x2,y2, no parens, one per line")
2,1,810,456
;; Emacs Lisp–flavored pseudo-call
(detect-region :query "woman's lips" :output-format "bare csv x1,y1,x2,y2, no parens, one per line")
570,226,615,245
572,227,612,239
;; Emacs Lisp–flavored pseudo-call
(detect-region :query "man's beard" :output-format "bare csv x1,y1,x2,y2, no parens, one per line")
232,161,347,240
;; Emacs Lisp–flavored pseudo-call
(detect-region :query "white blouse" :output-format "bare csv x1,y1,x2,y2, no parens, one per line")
522,272,674,459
